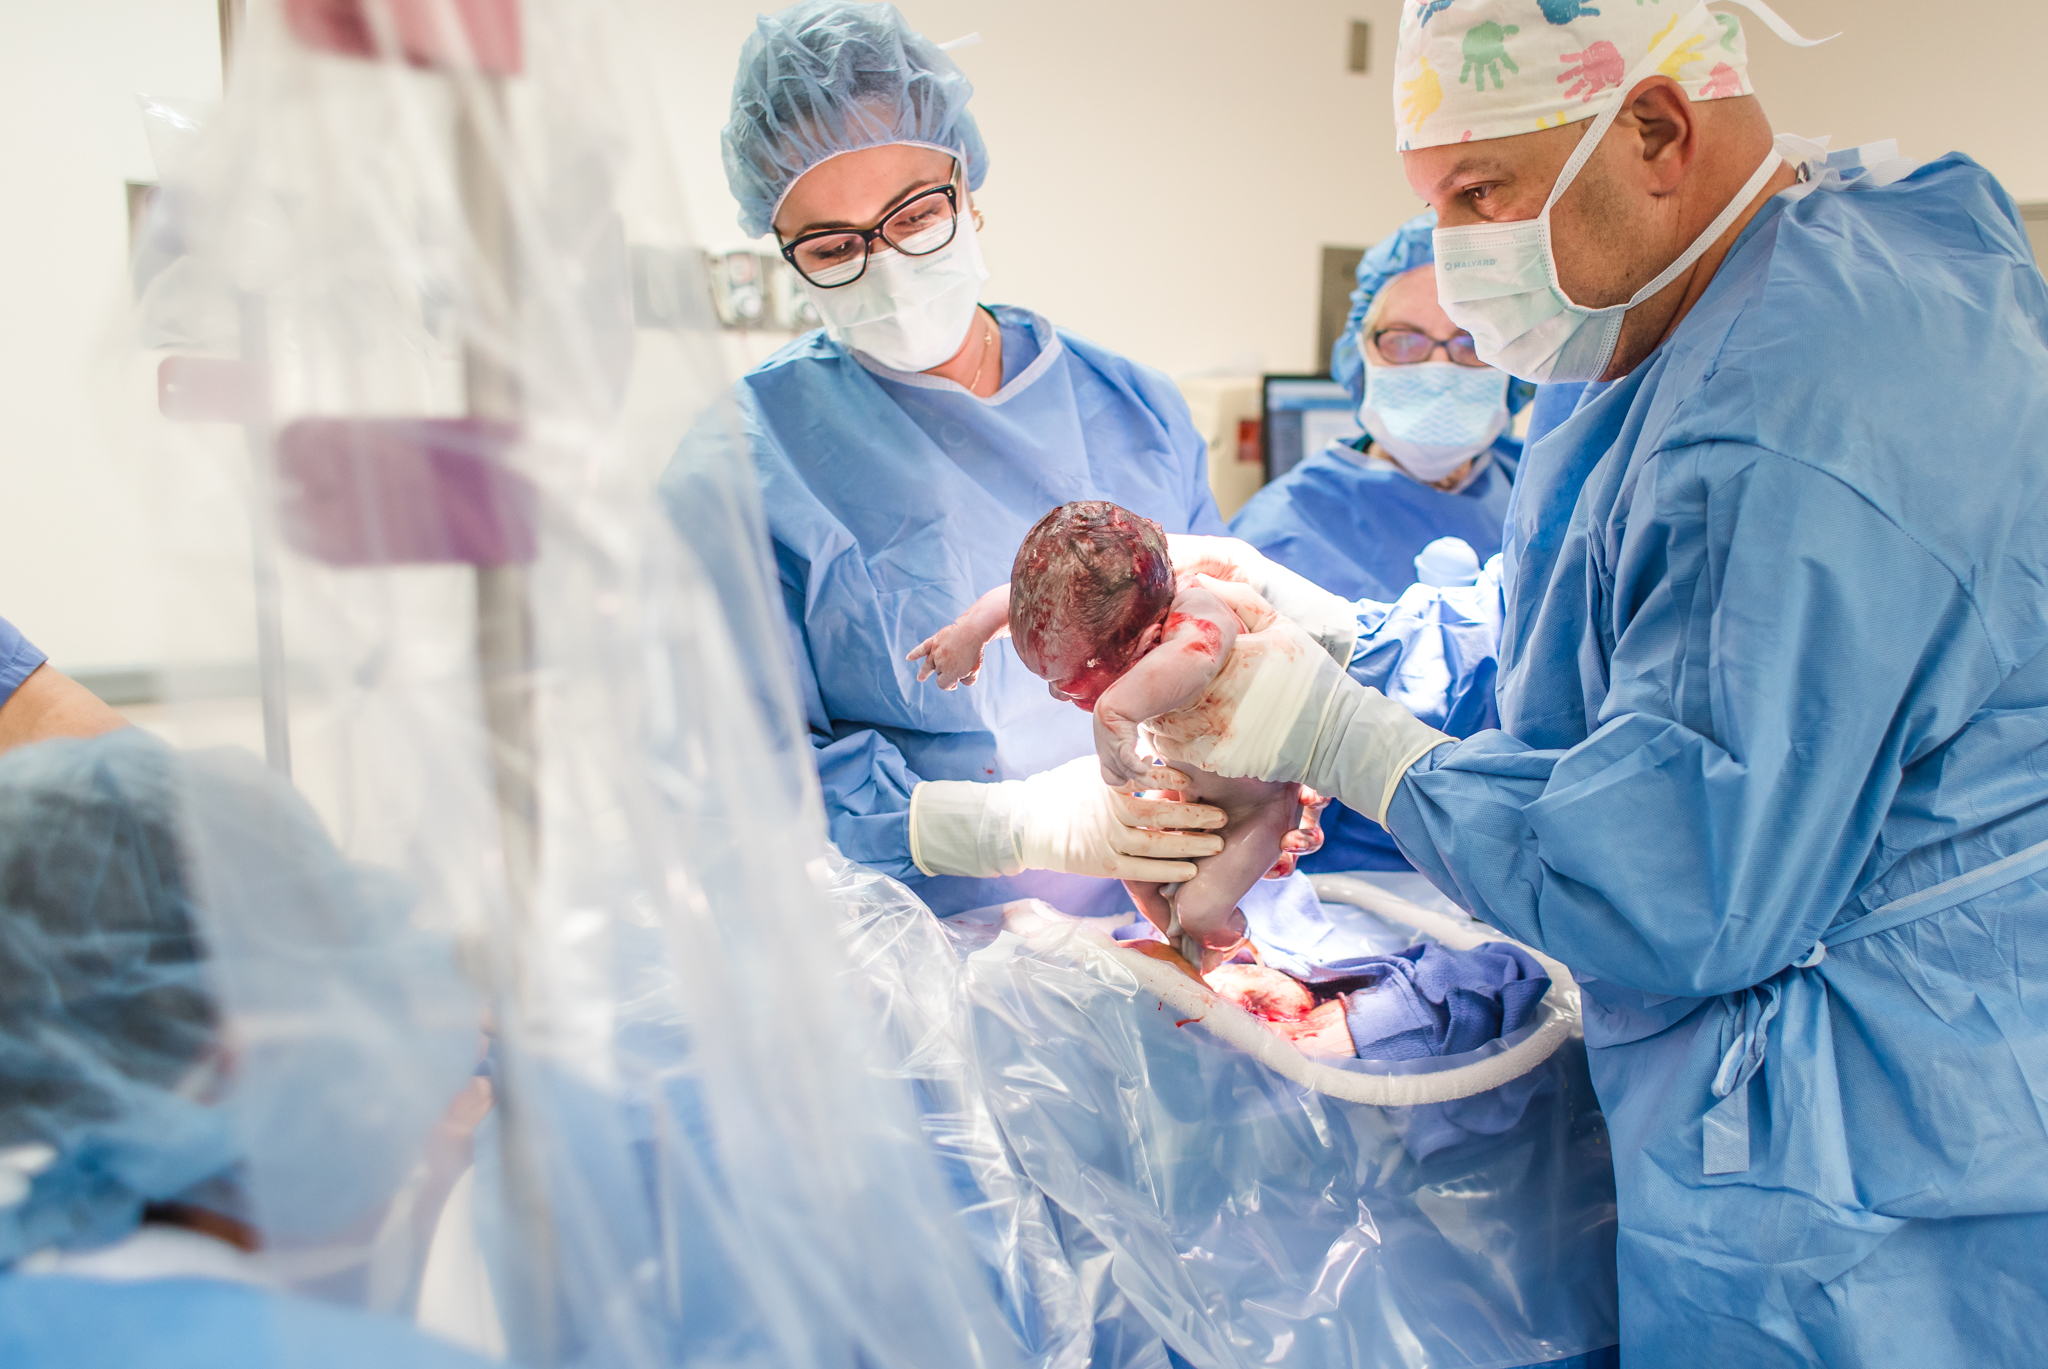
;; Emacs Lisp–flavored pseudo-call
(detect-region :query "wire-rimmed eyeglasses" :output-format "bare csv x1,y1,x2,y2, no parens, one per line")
1371,326,1488,368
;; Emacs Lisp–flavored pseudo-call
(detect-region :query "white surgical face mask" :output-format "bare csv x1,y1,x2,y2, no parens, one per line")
1430,2,1783,384
1359,359,1508,483
801,210,988,373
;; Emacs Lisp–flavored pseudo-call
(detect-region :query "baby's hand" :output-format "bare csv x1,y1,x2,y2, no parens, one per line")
907,624,988,689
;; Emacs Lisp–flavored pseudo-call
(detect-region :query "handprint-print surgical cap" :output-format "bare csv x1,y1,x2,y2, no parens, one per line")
1390,0,1821,151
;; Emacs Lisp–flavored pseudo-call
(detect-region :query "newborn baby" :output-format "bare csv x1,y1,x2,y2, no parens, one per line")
909,501,1313,966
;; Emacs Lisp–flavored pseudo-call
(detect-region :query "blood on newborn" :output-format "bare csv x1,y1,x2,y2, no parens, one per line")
1008,502,1174,710
1162,611,1225,660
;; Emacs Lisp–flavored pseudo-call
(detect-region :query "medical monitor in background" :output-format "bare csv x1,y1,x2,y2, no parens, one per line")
1262,374,1361,483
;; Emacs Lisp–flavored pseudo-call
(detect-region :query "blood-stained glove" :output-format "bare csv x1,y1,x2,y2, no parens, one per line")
1166,534,1361,666
1145,580,1451,826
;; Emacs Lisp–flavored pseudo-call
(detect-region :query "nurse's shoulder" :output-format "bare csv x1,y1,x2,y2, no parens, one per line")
1049,322,1200,437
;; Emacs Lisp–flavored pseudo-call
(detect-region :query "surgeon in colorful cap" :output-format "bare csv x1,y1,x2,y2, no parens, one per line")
1230,214,1530,877
662,0,1333,927
1147,1,2048,1364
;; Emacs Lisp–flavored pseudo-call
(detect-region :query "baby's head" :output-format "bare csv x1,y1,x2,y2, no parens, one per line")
1009,501,1173,710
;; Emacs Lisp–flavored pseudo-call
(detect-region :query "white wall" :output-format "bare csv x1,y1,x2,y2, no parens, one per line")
1,0,2044,672
0,1,220,670
633,0,1407,378
639,0,2048,378
1742,0,2048,203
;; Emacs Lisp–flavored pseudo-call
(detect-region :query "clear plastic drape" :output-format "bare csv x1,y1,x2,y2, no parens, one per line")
124,4,1615,1367
128,2,1021,1366
841,861,1620,1369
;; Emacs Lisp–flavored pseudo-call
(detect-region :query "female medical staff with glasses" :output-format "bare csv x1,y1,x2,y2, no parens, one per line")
662,0,1324,922
1229,213,1528,874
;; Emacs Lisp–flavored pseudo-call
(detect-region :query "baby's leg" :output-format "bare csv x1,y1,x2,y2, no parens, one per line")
1167,774,1300,958
908,583,1012,689
1122,878,1176,940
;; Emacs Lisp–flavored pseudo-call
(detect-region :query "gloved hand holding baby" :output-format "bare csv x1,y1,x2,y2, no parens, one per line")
909,501,1332,969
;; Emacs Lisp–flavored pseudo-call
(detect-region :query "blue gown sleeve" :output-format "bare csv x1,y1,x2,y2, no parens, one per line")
1122,361,1226,535
659,401,930,880
1383,444,2002,998
799,648,926,880
0,615,47,710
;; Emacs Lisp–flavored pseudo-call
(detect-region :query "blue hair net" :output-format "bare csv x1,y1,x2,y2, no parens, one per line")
1330,209,1534,415
1331,211,1440,403
722,0,989,238
0,731,477,1266
0,732,234,1264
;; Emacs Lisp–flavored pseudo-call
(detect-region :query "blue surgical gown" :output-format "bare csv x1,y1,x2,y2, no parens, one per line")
1350,155,2048,1365
0,615,46,708
1229,440,1519,606
1230,441,1517,874
0,1273,504,1369
662,305,1229,918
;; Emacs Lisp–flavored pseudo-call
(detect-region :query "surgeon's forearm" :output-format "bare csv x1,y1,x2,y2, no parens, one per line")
0,665,127,755
908,778,1017,878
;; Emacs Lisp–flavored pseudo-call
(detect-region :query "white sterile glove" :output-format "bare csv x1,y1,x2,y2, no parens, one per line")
1166,534,1360,666
1144,579,1453,826
908,755,1226,881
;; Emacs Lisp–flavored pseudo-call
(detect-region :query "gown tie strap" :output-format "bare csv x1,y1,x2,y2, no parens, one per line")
1702,832,2048,1175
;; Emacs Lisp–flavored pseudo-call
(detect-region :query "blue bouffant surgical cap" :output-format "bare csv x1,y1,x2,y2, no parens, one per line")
0,732,234,1264
0,731,477,1266
1331,210,1441,403
722,0,989,239
1330,210,1534,416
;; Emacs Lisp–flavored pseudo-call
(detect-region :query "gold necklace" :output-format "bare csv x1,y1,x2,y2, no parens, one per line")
965,312,996,393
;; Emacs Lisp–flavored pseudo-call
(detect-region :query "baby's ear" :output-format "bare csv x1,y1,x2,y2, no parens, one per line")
1134,619,1166,655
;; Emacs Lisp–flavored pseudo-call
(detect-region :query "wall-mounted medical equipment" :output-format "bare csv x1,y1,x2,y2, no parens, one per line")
1262,373,1361,482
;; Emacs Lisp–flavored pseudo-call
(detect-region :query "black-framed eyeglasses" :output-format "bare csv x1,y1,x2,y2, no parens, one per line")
1371,326,1487,368
778,183,960,288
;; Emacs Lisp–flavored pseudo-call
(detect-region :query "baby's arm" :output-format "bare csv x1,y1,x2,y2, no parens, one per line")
1094,583,1239,788
908,585,1012,689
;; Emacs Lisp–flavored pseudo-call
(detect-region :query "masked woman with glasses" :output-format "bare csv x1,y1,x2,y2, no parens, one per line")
663,0,1330,925
1228,213,1531,876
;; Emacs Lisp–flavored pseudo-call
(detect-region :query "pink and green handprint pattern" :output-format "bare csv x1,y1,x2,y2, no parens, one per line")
1557,38,1623,101
1460,21,1520,91
1394,0,1757,151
